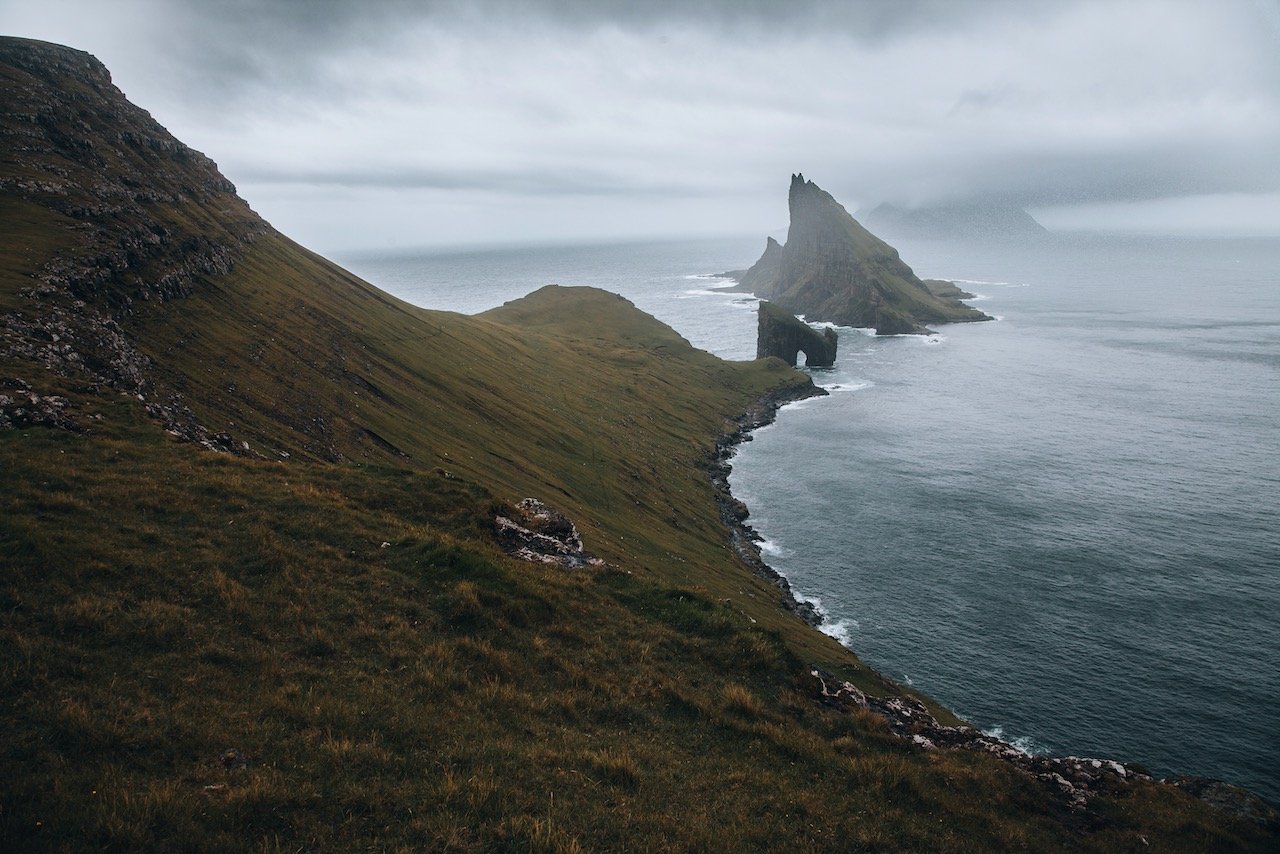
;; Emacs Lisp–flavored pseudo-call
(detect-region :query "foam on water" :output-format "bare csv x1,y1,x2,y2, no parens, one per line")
982,726,1045,757
819,617,860,647
819,381,872,393
757,538,790,558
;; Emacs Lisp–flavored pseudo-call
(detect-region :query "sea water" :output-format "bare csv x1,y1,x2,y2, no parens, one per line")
335,233,1280,803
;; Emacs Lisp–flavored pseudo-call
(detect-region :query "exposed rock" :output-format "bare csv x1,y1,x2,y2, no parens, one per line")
756,301,837,367
806,668,1277,824
808,669,1151,811
0,377,77,431
708,381,827,627
0,37,266,453
728,175,993,335
1169,776,1280,830
810,668,868,711
494,498,604,569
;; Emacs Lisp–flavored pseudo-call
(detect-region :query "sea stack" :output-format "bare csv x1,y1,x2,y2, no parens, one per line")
756,301,837,367
731,175,993,335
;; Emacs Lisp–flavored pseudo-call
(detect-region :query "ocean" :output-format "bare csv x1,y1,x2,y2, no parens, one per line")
336,232,1280,803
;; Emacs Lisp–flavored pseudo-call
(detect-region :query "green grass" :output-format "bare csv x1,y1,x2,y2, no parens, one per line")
0,413,1239,850
2,353,1272,852
2,36,1276,850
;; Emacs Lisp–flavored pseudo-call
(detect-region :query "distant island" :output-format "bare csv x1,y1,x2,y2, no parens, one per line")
857,200,1048,241
724,175,993,335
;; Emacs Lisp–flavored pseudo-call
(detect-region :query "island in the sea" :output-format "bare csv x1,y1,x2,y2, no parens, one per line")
724,174,993,335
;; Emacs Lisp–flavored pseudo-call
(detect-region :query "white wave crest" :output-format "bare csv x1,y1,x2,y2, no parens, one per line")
820,380,872,393
982,726,1045,756
819,617,860,647
758,538,790,558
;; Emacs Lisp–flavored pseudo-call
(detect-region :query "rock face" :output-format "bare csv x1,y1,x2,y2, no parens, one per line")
0,37,266,452
730,175,992,335
857,200,1048,242
756,301,837,367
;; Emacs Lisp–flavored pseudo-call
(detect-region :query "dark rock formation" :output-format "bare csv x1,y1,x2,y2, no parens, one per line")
729,175,993,335
0,377,77,431
809,669,1168,815
809,665,1280,826
857,200,1048,242
756,301,837,367
494,498,604,569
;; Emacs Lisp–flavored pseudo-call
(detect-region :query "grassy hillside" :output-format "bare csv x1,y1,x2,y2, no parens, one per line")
2,36,1276,850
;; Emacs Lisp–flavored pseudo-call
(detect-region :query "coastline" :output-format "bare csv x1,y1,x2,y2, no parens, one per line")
710,378,1280,826
708,378,827,626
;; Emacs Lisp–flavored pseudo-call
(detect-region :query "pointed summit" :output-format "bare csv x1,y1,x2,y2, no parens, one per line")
731,176,992,334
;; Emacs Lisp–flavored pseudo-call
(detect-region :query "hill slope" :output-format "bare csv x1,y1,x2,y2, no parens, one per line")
730,175,993,334
1,37,1275,850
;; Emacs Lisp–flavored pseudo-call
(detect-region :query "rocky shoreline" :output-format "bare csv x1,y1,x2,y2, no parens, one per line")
707,379,827,626
712,380,1280,827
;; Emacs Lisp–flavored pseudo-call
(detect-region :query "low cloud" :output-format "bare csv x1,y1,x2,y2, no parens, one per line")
6,0,1279,248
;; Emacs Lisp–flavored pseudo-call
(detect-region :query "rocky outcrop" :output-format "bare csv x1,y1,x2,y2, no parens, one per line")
756,301,837,367
0,377,76,431
729,175,992,335
922,279,977,301
808,668,1278,826
494,499,604,569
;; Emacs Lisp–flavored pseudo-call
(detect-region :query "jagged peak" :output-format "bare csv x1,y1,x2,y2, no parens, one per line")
737,174,995,334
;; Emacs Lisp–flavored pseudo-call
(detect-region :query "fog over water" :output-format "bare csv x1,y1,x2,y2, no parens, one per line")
6,0,1280,249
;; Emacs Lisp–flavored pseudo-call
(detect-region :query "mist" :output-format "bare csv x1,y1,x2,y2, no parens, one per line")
6,0,1279,250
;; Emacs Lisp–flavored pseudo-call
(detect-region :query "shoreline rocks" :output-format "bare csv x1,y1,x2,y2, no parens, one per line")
708,379,827,626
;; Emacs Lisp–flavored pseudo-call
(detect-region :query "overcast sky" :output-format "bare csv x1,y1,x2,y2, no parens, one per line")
6,0,1280,250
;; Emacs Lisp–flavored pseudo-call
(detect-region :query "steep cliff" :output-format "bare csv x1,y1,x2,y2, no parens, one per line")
756,300,837,367
731,175,992,334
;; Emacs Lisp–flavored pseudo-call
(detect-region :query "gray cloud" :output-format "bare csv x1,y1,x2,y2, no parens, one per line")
5,0,1279,247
